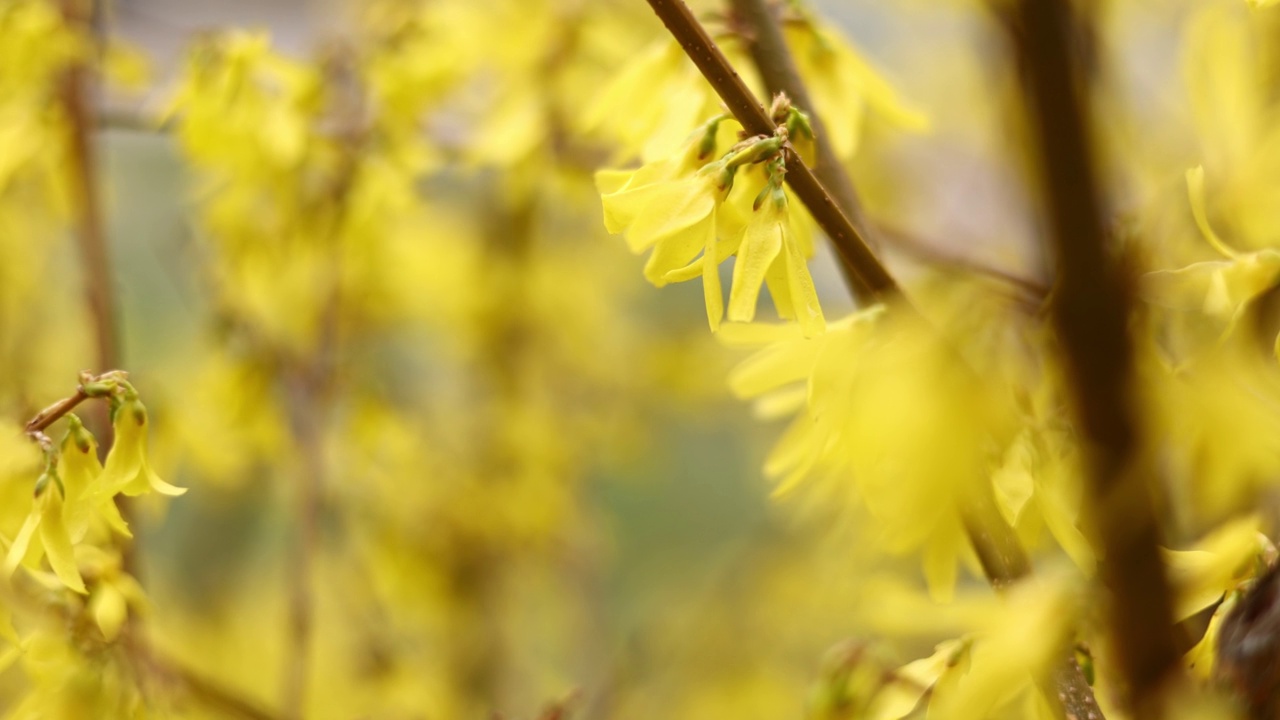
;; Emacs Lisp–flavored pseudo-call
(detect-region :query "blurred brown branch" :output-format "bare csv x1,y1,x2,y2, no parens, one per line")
999,0,1179,716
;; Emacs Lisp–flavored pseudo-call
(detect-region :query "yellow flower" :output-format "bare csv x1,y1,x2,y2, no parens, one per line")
4,469,86,594
728,192,825,336
99,397,187,498
598,139,737,330
59,415,130,541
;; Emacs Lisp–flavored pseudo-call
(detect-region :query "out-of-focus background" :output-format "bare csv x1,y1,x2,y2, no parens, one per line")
0,0,1241,717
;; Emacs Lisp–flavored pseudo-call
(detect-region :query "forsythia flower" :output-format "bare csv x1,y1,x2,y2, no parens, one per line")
728,188,824,335
99,397,187,498
597,121,742,330
599,117,828,335
600,163,728,329
60,415,131,541
4,465,87,594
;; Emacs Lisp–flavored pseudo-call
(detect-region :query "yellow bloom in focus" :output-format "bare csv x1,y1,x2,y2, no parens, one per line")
59,415,130,541
100,397,187,498
598,141,736,330
728,190,824,336
4,469,86,594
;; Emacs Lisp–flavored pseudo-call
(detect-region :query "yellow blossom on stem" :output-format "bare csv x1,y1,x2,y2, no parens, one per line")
597,124,748,330
59,415,130,541
728,183,824,336
4,464,87,595
99,397,187,498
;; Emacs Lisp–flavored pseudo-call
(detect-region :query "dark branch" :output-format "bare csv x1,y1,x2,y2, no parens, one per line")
1001,0,1179,715
644,0,897,300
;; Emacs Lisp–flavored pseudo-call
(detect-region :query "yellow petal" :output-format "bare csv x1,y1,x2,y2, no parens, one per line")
782,226,826,337
4,509,41,578
1163,515,1264,620
728,209,784,323
662,229,739,284
90,583,129,641
142,466,188,497
1186,166,1237,258
703,213,724,332
38,490,86,594
644,213,715,287
624,177,716,256
59,423,102,543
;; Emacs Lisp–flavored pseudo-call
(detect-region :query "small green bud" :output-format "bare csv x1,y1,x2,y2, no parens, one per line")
786,107,815,141
65,414,93,454
725,135,784,169
697,115,729,159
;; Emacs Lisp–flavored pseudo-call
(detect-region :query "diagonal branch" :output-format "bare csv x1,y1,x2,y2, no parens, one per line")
727,0,877,304
729,0,1050,308
645,0,897,301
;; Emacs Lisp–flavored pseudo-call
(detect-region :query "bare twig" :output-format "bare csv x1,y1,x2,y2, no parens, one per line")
729,0,1052,307
1000,1,1178,716
645,0,897,301
25,385,90,436
727,0,875,304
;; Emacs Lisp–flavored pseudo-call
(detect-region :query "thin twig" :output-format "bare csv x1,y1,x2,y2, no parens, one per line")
1000,1,1178,717
25,386,89,436
727,0,875,304
728,0,1052,308
645,0,897,301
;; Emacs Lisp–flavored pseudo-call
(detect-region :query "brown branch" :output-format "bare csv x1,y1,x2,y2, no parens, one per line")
24,370,129,446
649,2,1104,717
25,387,89,437
727,0,876,304
728,0,1053,308
645,0,897,301
1001,1,1178,717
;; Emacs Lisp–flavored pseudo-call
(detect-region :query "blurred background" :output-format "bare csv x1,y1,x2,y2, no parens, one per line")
0,0,1250,717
